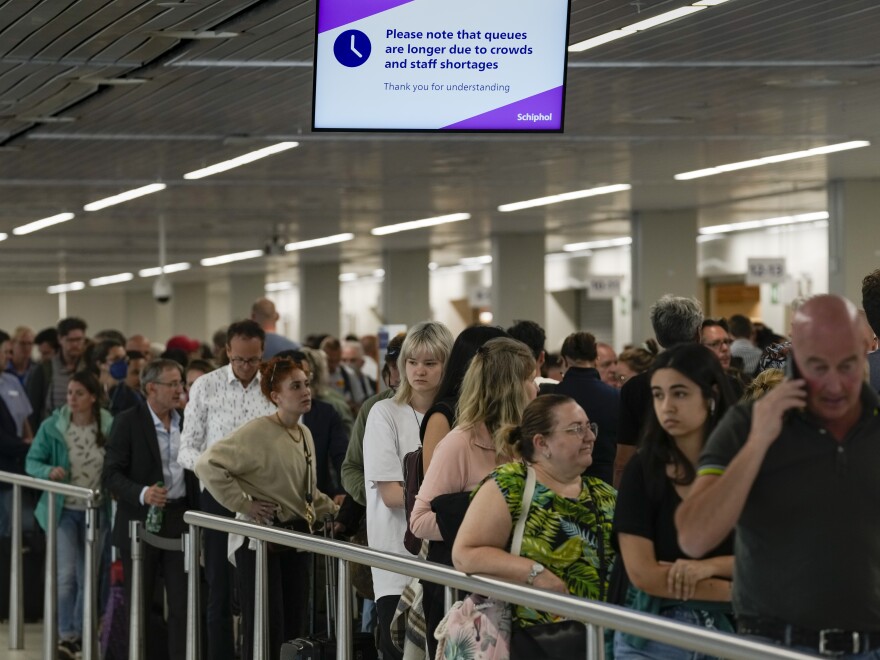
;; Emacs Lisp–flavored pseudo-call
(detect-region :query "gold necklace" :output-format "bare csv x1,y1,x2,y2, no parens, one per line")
275,412,303,442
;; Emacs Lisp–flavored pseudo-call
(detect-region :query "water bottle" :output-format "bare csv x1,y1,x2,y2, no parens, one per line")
146,481,164,533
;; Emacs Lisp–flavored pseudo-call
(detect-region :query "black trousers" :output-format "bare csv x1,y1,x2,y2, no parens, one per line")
235,543,311,660
119,504,187,660
376,595,403,660
200,488,235,660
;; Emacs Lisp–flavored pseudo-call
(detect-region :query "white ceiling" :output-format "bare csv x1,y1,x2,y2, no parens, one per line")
1,0,878,291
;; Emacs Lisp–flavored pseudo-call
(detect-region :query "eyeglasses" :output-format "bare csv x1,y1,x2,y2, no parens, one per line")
702,339,733,350
229,357,261,367
154,380,183,389
559,422,599,438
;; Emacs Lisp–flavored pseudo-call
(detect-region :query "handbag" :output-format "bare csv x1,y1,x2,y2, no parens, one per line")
434,466,537,660
510,620,586,660
402,446,425,555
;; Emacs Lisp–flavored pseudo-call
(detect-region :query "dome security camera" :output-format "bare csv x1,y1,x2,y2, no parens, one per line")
153,274,173,304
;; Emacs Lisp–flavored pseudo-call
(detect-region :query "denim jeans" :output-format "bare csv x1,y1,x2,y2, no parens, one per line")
57,508,87,640
614,605,723,660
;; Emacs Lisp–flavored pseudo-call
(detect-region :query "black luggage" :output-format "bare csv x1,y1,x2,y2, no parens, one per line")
280,518,377,660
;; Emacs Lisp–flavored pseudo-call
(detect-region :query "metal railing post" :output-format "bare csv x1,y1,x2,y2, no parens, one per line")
128,520,144,660
82,505,99,660
444,586,455,612
43,494,58,659
253,539,268,660
587,623,605,659
336,559,352,660
185,526,202,660
8,484,23,650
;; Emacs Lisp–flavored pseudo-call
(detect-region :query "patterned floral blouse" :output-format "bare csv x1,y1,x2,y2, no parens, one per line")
480,461,617,627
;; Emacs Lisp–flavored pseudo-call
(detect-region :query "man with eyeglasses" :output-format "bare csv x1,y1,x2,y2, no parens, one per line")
26,317,88,429
103,359,199,660
176,320,275,660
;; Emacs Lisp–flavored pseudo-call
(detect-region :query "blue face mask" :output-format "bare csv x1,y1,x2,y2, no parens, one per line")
109,360,128,381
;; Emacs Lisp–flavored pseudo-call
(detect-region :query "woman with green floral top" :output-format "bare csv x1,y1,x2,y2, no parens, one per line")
453,394,616,628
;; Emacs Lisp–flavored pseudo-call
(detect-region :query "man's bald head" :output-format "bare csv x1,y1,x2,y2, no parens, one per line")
791,295,868,429
251,297,279,330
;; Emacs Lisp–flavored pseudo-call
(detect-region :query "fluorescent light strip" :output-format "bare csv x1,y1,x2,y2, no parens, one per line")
0,233,7,241
339,272,358,282
563,237,633,252
265,281,293,292
675,141,870,180
13,212,75,235
183,142,299,180
200,249,264,267
47,281,85,294
89,272,134,287
569,2,721,53
499,184,631,213
699,212,829,235
459,255,492,266
285,233,354,251
84,184,166,211
371,213,471,236
138,262,191,277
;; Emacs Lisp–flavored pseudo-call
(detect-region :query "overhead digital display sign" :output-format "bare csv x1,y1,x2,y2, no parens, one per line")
313,0,571,131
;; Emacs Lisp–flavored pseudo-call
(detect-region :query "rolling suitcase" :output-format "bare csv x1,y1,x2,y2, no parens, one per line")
280,518,378,660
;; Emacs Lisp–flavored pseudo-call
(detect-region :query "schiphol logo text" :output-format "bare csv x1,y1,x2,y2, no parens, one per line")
517,112,552,122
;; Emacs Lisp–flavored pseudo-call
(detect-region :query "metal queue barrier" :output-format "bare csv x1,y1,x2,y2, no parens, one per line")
126,520,199,660
0,469,101,660
183,511,817,660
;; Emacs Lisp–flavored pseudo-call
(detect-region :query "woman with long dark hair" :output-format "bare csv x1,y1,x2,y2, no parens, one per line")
26,370,113,660
613,343,736,659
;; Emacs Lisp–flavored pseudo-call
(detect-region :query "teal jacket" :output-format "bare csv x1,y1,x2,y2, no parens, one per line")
25,405,114,531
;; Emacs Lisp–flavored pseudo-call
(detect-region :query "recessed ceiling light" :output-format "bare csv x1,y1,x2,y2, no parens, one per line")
47,282,85,294
499,184,631,213
675,140,871,180
200,249,264,267
371,213,471,236
13,212,75,235
77,77,150,86
138,262,191,277
285,233,354,251
148,30,241,39
89,272,134,287
569,2,726,53
563,237,632,252
84,183,166,211
183,142,298,179
699,212,829,235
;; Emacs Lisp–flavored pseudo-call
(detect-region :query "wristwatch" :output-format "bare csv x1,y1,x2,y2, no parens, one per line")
526,562,545,585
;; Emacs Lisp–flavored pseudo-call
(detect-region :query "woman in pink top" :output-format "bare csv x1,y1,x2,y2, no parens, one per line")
411,336,537,654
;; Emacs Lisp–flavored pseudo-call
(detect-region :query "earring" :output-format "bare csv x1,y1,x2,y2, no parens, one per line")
543,451,552,459
709,399,716,415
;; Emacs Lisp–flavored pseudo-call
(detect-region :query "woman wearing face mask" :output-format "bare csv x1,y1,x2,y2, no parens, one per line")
195,356,338,660
26,371,113,660
363,321,453,660
613,343,736,659
93,339,141,416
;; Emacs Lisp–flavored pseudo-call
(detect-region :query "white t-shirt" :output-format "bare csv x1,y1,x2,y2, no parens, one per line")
363,398,423,599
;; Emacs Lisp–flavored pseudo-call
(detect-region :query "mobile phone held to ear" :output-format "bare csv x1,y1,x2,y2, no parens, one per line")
784,351,802,380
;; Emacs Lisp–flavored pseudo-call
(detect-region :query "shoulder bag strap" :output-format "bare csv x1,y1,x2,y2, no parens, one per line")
510,465,536,556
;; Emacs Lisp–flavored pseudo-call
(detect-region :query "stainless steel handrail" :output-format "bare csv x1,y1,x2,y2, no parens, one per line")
184,511,816,660
0,469,101,660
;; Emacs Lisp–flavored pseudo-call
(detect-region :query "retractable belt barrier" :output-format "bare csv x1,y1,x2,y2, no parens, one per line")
182,510,817,660
0,469,100,660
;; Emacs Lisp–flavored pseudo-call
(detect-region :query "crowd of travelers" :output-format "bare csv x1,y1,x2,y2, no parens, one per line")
3,271,880,660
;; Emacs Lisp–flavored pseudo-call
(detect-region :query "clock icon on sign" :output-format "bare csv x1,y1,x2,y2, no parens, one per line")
333,30,372,67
